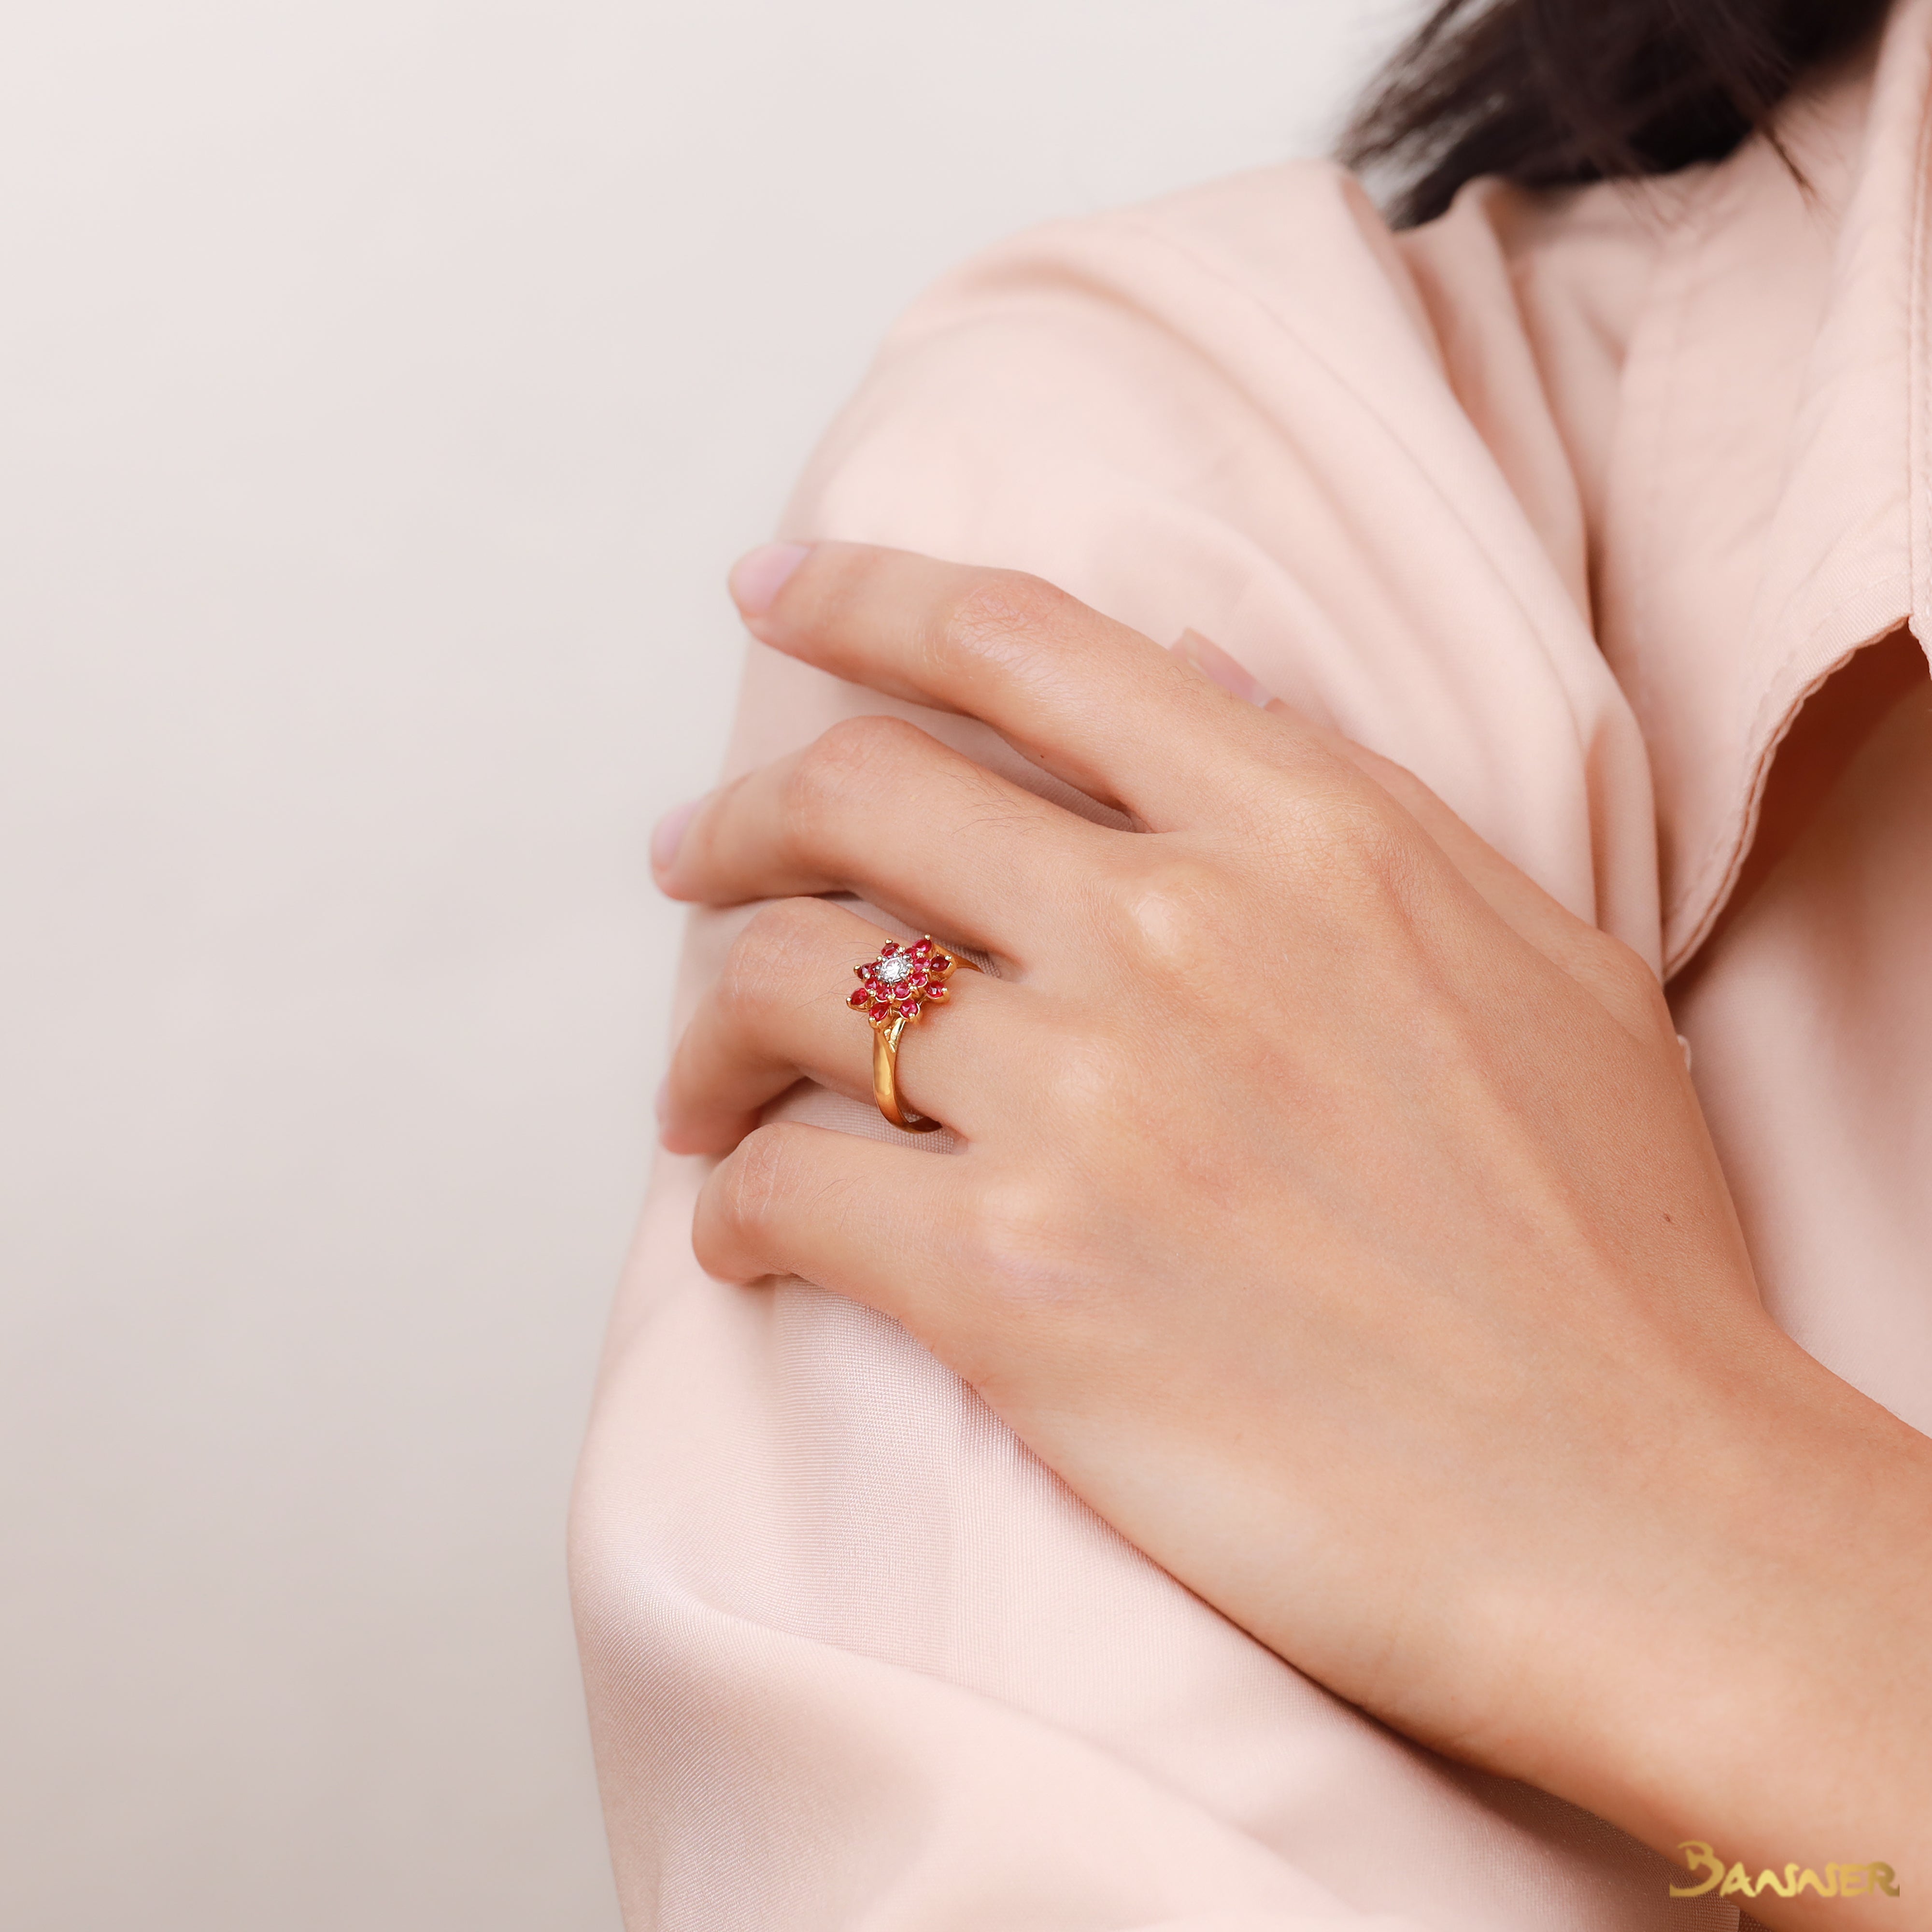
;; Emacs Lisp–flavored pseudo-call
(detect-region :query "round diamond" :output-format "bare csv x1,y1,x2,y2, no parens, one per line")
875,953,914,985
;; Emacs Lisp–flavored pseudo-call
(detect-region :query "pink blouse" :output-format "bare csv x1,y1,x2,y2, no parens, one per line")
571,4,1932,1925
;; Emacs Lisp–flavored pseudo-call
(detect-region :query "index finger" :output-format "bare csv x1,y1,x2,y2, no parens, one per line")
727,540,1341,832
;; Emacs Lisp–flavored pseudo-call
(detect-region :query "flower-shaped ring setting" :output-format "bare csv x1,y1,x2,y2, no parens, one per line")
846,936,980,1132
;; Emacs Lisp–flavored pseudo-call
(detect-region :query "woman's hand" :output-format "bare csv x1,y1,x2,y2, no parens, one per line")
653,540,1932,1924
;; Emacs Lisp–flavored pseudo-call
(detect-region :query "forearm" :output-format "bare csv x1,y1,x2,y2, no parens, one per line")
1518,1335,1932,1928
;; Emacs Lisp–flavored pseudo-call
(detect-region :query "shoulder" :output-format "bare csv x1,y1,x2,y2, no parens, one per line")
884,160,1440,376
781,162,1463,573
768,163,1662,951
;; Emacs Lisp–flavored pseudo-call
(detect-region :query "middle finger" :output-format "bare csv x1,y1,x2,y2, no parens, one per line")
655,712,1119,961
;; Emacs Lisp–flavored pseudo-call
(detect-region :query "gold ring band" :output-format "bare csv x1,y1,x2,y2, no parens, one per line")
845,936,981,1133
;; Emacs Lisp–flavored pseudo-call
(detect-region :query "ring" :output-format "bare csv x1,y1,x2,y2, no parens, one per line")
846,935,982,1132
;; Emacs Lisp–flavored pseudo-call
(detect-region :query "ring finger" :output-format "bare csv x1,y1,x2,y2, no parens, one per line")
659,895,1017,1155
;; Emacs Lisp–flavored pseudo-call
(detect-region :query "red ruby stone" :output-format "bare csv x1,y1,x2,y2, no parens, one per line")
879,940,899,956
847,989,869,1008
925,981,947,1000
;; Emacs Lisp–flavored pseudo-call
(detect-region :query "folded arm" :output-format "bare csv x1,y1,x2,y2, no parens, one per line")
656,540,1932,1931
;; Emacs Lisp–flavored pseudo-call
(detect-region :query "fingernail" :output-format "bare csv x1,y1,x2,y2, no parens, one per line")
729,542,811,618
651,797,700,879
1172,627,1272,707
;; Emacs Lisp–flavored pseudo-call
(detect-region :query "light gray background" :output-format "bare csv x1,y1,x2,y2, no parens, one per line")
0,4,1401,1926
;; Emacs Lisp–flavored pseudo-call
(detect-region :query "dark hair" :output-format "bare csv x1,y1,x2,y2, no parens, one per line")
1341,0,1893,229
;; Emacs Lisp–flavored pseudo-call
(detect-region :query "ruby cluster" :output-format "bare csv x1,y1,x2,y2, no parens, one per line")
847,937,950,1026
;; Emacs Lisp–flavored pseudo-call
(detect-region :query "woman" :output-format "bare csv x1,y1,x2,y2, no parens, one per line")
574,1,1931,1926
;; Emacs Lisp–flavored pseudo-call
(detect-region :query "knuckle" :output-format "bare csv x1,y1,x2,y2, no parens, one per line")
1586,931,1675,1037
1032,1024,1129,1120
1595,930,1658,992
1286,792,1412,888
1263,793,1428,935
784,715,914,824
931,571,1076,678
718,898,827,1020
957,1176,1073,1302
1105,854,1229,977
818,709,921,766
724,1120,797,1215
699,1122,807,1264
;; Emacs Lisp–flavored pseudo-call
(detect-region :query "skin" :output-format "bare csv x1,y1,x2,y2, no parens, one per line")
653,539,1932,1927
